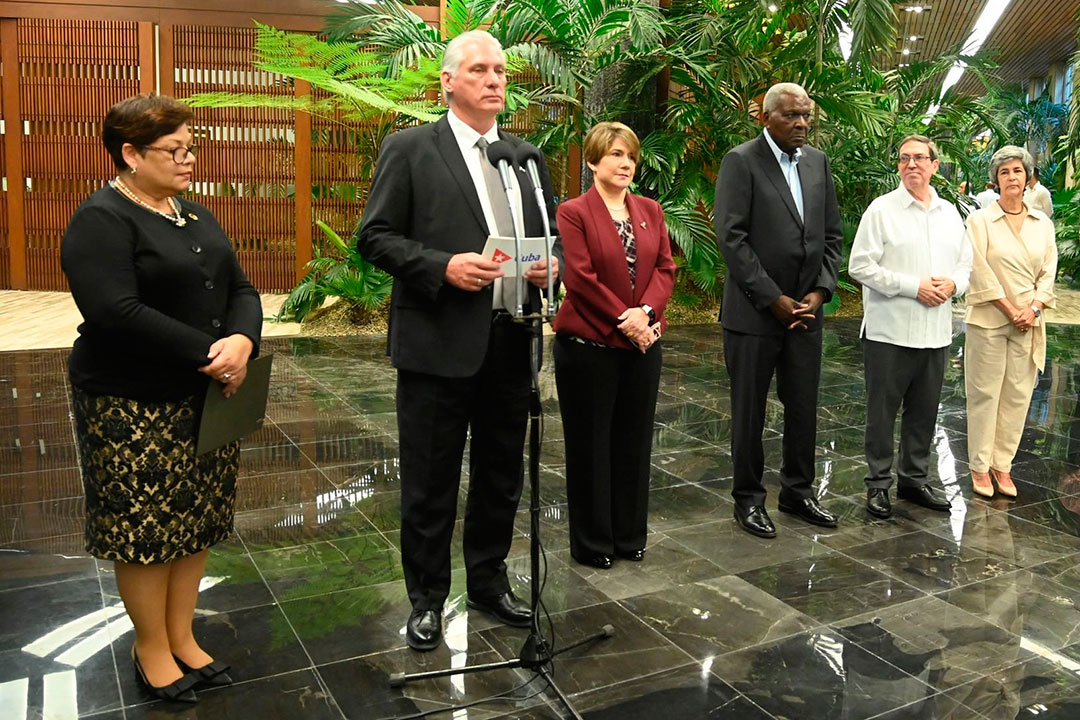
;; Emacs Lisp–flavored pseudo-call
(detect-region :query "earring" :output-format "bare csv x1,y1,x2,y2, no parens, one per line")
130,166,137,176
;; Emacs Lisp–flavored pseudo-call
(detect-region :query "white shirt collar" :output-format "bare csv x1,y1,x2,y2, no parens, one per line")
446,108,499,148
763,128,801,164
896,182,944,211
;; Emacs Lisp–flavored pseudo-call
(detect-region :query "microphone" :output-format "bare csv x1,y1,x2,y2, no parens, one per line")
515,142,556,314
484,139,525,316
485,139,518,196
514,142,545,194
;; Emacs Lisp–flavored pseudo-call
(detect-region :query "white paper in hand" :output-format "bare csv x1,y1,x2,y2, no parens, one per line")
481,236,553,277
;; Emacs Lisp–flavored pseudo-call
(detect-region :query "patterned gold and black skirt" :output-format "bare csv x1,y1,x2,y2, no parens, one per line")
71,388,239,564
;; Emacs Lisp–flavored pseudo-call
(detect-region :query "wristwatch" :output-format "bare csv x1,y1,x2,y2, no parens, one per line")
641,304,656,323
1031,305,1042,318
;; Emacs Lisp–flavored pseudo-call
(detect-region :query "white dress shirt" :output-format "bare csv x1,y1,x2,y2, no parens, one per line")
445,109,526,309
762,128,803,221
849,184,972,349
975,189,998,208
1024,181,1053,218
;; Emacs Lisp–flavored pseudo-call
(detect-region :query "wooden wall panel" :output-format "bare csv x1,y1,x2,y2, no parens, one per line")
0,39,8,289
0,11,572,291
309,101,380,258
172,24,296,292
16,18,142,290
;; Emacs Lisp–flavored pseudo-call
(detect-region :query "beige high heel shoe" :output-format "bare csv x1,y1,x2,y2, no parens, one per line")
989,468,1017,498
971,471,994,498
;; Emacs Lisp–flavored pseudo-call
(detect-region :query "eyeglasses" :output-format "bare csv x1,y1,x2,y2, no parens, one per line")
142,144,199,164
899,153,933,165
780,111,813,123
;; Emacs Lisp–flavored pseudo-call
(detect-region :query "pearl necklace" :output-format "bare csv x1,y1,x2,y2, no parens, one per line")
110,177,187,227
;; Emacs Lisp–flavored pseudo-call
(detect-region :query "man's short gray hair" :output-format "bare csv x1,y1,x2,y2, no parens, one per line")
988,145,1034,186
897,134,939,161
762,82,810,114
441,30,504,77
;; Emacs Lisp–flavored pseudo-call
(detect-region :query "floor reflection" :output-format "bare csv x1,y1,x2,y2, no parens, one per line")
4,319,1080,718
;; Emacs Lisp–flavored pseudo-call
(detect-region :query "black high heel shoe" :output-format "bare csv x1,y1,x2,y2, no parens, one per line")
132,648,198,703
174,656,234,687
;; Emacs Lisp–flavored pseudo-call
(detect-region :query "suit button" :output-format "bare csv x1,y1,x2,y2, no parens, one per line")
204,280,214,290
211,319,221,328
191,245,202,254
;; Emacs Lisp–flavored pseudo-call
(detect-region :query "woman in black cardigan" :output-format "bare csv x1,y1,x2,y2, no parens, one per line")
62,95,261,703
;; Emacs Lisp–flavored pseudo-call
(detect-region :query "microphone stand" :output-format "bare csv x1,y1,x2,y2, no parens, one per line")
388,158,614,720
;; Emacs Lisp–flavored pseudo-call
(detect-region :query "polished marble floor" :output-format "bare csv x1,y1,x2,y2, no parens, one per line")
3,319,1080,719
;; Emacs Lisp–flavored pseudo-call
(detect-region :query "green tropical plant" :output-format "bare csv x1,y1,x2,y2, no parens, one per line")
1053,186,1080,287
989,86,1067,177
630,0,1002,298
326,0,669,156
277,220,393,322
184,21,444,190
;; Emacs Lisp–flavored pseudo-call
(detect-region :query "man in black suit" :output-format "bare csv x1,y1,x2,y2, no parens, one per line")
356,30,560,650
714,82,843,538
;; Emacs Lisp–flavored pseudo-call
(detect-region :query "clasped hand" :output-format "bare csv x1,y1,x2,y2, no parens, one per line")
1011,306,1036,332
770,290,825,330
917,276,955,307
618,307,660,353
198,333,253,398
446,253,559,292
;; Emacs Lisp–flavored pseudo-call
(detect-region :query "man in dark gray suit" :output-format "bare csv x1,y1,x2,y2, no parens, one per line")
357,30,560,651
714,82,843,538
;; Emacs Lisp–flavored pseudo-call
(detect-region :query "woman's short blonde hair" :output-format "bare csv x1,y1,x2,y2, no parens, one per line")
583,122,640,166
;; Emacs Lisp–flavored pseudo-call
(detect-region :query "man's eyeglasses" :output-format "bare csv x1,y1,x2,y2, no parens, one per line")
143,145,200,164
899,153,933,165
781,111,813,123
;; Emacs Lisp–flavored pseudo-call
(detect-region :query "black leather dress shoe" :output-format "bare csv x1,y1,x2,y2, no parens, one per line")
615,549,646,561
866,488,892,519
778,496,838,528
174,657,233,687
466,591,532,628
405,608,442,651
734,505,776,538
897,484,951,512
133,649,198,703
573,554,613,570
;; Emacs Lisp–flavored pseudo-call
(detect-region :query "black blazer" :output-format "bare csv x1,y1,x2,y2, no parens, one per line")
356,115,560,378
714,133,843,335
61,187,262,401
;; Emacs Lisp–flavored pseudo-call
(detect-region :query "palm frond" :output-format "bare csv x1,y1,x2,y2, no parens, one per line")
846,0,896,62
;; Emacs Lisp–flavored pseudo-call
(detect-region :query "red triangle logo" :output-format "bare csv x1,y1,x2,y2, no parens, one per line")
492,249,512,264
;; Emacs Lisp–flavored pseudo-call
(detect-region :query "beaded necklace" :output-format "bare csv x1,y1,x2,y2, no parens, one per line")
110,177,187,227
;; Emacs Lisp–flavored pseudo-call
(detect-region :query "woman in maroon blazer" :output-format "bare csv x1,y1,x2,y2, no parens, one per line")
553,122,676,569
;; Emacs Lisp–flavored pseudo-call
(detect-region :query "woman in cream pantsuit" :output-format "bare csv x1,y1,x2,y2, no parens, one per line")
964,145,1057,499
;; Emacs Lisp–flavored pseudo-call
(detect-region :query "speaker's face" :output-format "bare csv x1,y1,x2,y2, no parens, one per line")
443,40,506,121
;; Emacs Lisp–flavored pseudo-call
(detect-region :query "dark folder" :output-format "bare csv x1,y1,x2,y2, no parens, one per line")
196,353,273,455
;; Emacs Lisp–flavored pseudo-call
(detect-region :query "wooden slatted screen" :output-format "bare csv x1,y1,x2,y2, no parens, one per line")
172,25,297,292
0,18,574,292
17,19,142,290
0,50,9,289
309,89,376,257
505,67,571,201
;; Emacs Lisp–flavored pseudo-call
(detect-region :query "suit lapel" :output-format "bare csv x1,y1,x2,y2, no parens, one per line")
434,116,487,233
586,187,635,299
756,135,804,230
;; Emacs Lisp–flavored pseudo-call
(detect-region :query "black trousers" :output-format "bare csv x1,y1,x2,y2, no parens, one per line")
553,335,662,560
723,326,822,507
396,317,531,611
862,339,947,490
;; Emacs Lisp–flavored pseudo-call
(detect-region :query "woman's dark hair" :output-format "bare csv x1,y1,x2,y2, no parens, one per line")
102,94,194,171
